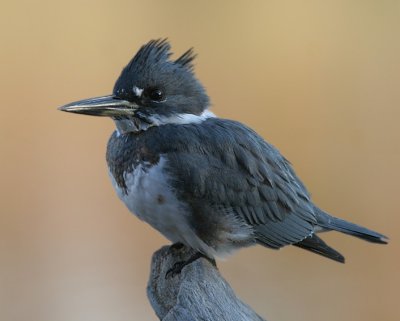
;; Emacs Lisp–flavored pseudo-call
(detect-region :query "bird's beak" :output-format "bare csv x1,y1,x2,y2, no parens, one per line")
59,95,138,117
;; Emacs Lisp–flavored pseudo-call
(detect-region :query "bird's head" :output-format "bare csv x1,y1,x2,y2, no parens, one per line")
59,39,212,133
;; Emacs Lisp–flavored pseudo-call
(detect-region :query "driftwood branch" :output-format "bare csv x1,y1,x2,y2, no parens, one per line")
147,245,266,321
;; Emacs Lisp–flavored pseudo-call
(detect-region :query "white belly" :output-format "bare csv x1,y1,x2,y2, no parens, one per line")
109,156,214,255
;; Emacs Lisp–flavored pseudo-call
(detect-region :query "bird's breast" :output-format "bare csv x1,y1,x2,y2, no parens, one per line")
108,155,223,258
109,157,186,241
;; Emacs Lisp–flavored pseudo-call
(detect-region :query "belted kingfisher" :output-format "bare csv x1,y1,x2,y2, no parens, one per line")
60,39,387,268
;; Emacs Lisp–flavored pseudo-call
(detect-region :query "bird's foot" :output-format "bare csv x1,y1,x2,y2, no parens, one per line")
165,252,216,279
169,242,185,251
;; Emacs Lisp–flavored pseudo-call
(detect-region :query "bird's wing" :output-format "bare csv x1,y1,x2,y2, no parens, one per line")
164,119,317,248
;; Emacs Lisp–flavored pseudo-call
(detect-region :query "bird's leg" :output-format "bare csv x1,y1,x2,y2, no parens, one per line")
166,251,216,279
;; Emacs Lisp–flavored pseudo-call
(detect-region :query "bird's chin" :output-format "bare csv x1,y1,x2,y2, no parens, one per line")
113,117,154,134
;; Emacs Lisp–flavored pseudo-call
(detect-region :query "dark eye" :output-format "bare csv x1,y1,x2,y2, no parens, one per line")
147,88,165,102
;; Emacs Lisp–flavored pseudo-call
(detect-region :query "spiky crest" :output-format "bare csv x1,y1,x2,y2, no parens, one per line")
125,39,197,72
175,48,197,70
127,38,171,68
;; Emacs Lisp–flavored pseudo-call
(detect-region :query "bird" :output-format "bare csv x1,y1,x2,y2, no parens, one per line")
60,39,387,271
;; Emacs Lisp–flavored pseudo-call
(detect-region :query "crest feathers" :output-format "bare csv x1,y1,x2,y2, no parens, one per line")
175,48,197,70
126,38,197,73
129,38,171,67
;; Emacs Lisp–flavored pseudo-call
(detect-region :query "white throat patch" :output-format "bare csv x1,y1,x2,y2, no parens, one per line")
148,109,216,126
113,109,216,135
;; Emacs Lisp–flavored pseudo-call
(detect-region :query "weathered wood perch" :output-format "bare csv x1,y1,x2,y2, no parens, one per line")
147,245,267,321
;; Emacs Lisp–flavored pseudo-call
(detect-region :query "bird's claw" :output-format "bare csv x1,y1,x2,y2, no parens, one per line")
165,252,215,279
166,260,188,279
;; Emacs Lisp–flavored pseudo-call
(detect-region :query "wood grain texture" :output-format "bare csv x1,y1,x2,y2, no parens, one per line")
147,245,266,321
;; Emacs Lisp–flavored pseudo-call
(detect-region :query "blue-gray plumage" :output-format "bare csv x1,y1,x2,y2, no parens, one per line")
60,39,387,266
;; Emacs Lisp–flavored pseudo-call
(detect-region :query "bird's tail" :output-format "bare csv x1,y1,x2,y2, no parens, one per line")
316,209,388,244
293,234,345,263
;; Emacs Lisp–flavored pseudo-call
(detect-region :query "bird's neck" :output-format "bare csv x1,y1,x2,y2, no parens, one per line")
113,109,216,135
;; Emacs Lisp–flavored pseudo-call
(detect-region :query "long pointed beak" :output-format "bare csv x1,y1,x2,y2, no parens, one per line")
58,95,138,117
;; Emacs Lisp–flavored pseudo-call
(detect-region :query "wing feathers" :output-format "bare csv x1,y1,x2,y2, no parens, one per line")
255,214,314,248
162,119,317,248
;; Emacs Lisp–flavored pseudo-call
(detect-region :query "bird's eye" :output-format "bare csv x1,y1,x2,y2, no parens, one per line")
147,88,165,102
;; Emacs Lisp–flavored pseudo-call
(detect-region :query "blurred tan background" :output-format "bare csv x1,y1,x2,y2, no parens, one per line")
1,1,399,321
